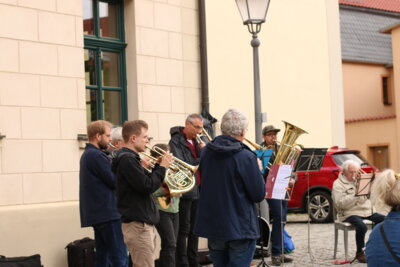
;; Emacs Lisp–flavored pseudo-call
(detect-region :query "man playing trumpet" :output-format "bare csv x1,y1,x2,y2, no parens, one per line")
332,160,385,263
169,114,204,267
112,120,174,267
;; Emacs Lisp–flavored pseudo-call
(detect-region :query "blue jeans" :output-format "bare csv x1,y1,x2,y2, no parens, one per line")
344,213,385,253
267,199,288,256
93,219,129,267
208,239,256,267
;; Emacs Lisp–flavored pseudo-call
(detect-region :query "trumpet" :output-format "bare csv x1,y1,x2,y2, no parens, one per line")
243,137,274,150
108,142,118,150
196,128,212,145
139,152,157,171
144,144,198,209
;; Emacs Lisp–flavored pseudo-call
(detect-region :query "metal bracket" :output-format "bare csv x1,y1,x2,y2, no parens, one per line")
77,134,88,149
0,133,5,148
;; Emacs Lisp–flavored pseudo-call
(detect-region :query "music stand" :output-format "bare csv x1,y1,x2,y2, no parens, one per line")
294,148,327,260
355,173,374,196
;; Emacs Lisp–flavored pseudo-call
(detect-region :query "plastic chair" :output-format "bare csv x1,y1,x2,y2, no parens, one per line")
333,208,373,260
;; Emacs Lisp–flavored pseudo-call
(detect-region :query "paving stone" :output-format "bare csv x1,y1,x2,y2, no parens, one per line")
202,213,370,266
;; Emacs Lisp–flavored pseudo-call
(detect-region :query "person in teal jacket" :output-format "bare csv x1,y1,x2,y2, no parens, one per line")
151,143,181,267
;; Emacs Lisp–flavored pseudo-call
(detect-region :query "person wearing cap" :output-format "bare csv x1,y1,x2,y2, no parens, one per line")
261,125,293,265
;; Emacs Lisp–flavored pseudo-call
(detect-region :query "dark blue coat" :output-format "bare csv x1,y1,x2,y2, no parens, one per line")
194,135,266,241
366,211,400,266
79,143,121,227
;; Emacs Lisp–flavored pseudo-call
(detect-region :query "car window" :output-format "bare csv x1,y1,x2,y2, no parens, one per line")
332,153,368,166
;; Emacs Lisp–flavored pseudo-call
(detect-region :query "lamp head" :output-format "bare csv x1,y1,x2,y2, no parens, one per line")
235,0,271,29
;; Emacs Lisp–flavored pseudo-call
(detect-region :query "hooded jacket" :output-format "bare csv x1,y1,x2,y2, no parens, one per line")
79,143,121,227
332,173,374,221
169,126,201,199
112,147,166,225
194,135,266,241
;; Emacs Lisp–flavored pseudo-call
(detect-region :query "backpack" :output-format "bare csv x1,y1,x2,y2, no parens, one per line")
0,254,42,267
65,237,95,267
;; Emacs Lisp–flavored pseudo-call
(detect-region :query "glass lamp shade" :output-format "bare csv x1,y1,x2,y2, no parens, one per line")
235,0,270,25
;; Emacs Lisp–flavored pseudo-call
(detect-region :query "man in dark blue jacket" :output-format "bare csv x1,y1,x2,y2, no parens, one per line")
79,120,128,267
194,109,266,267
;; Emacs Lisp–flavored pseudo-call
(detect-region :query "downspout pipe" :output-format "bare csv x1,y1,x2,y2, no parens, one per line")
198,0,209,113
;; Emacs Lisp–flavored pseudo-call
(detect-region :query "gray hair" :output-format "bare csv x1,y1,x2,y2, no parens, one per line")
220,109,248,137
111,126,123,142
185,113,203,124
341,160,360,172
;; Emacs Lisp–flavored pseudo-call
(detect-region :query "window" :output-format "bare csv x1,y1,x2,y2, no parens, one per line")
83,0,127,126
382,76,392,106
332,152,368,166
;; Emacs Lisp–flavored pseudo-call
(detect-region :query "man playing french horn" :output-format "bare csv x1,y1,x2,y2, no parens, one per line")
112,120,174,267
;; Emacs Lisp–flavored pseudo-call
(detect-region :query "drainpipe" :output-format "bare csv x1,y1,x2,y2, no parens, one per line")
198,0,209,113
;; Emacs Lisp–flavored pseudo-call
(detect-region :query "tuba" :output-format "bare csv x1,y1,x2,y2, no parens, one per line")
145,145,198,209
272,121,307,199
273,121,308,166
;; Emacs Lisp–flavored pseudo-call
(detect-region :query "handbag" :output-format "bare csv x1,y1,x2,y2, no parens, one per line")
0,254,42,267
283,229,295,253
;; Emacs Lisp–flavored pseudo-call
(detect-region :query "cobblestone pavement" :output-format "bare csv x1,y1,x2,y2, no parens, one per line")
203,214,369,266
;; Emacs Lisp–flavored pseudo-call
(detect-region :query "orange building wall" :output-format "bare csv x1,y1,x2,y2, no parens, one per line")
345,118,398,170
342,62,395,120
343,61,399,170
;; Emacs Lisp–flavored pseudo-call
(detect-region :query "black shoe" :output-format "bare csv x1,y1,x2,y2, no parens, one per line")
271,255,293,266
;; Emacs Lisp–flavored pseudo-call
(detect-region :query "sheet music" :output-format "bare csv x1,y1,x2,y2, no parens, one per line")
266,164,293,199
356,173,374,196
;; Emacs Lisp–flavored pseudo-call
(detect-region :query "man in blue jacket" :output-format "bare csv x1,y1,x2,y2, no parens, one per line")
79,120,128,267
194,109,266,267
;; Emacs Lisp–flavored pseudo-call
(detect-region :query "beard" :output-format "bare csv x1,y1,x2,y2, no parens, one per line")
98,139,109,150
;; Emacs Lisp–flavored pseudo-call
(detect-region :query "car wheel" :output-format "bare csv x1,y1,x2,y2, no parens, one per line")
308,190,333,223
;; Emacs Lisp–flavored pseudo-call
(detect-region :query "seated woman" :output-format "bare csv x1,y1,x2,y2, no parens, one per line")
366,169,400,265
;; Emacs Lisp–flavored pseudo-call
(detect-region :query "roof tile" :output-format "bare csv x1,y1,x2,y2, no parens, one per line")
340,0,400,13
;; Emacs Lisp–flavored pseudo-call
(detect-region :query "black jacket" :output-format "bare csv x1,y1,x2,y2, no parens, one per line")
169,126,201,199
112,147,166,225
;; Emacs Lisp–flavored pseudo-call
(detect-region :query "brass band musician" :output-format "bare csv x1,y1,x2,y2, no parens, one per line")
261,125,294,265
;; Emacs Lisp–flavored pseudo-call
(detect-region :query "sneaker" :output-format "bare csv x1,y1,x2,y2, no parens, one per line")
271,255,293,266
356,251,367,263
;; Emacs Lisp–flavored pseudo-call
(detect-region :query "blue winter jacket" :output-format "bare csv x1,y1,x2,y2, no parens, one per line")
79,143,121,227
194,135,266,241
366,211,400,266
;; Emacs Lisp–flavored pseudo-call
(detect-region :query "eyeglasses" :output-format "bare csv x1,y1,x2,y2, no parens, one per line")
190,122,203,130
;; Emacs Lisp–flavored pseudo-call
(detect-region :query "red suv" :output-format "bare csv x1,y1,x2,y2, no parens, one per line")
288,146,376,223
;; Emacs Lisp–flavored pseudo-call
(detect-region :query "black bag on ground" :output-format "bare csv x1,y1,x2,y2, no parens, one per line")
65,237,95,267
0,254,42,267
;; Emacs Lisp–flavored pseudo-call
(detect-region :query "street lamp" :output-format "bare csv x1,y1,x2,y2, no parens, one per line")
235,0,271,143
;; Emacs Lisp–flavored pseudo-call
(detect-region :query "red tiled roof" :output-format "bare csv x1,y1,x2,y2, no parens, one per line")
345,114,396,123
339,0,400,13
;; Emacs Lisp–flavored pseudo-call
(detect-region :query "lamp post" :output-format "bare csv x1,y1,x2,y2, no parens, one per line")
235,0,271,143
